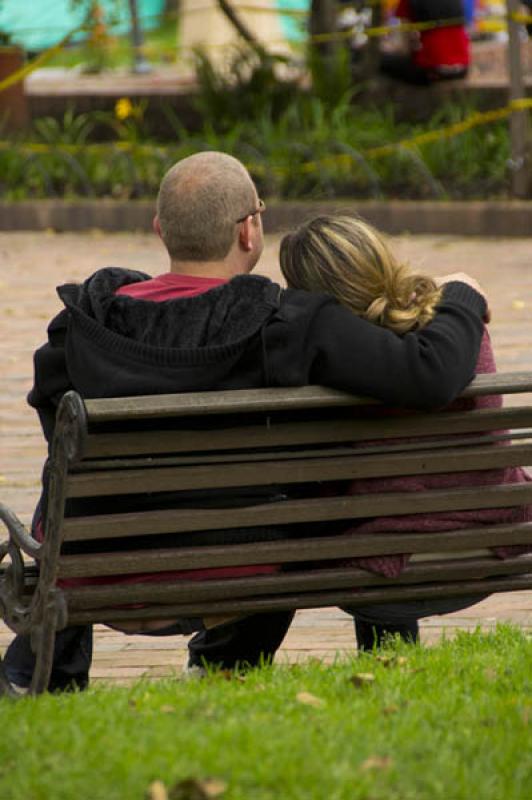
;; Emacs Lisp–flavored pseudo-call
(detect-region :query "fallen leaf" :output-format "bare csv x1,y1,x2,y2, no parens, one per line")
147,780,169,800
375,654,396,667
522,707,530,726
484,668,497,682
169,777,227,800
219,669,246,682
296,691,325,708
200,779,227,798
160,704,176,713
360,756,393,771
512,300,526,310
349,672,376,687
382,704,400,715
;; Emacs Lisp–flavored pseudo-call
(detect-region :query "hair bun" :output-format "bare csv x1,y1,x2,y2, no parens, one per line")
365,295,390,326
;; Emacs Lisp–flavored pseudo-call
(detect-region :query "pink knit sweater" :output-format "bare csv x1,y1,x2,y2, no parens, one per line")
345,329,532,578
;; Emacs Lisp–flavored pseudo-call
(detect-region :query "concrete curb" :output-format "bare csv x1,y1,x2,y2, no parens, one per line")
1,199,531,237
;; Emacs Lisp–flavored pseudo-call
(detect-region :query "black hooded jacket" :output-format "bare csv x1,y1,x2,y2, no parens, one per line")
29,268,486,447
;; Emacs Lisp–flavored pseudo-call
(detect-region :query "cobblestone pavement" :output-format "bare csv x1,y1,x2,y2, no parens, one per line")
1,230,531,684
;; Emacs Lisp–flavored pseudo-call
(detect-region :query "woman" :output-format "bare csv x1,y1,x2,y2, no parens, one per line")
280,214,531,649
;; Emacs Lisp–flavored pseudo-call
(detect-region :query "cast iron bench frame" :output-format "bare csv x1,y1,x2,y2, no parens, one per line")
1,371,532,695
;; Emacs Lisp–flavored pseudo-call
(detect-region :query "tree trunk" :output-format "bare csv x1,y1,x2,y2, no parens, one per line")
0,46,29,132
309,0,337,61
215,0,268,58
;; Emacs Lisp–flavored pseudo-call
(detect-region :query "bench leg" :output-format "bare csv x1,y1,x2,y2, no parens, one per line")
29,605,57,696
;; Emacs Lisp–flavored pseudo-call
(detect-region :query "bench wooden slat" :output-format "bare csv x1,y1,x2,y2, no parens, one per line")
63,555,532,610
61,483,532,541
82,372,532,422
72,431,532,472
82,407,532,458
66,572,532,625
65,442,532,498
57,521,532,577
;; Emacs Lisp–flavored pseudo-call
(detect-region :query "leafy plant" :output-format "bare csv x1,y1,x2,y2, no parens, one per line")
306,43,357,110
32,108,96,146
192,46,301,134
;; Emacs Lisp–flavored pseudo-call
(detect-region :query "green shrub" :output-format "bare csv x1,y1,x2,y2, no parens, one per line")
0,46,521,201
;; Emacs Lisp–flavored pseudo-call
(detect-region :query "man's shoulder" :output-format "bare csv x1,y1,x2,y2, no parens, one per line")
82,266,151,289
58,266,151,305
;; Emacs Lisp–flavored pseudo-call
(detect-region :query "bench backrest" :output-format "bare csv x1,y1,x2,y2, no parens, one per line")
39,372,532,626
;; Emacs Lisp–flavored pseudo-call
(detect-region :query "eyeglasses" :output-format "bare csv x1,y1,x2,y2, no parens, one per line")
236,198,266,224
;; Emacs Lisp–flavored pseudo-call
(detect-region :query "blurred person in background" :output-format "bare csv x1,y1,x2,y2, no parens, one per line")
381,0,470,84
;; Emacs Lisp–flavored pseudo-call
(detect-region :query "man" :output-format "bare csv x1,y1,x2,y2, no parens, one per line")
4,151,488,691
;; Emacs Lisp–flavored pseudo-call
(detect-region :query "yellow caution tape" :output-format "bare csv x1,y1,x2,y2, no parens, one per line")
0,97,530,170
366,98,532,159
232,4,307,16
303,16,467,46
510,11,532,24
0,139,170,154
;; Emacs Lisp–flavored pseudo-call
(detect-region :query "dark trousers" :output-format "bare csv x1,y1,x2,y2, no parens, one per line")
3,595,484,689
380,52,468,86
4,625,93,692
188,611,295,670
3,611,295,689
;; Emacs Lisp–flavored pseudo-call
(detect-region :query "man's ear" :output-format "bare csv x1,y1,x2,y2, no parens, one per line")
153,215,162,238
238,218,253,253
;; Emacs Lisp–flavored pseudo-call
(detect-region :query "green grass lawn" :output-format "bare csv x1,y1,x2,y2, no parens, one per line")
1,626,530,800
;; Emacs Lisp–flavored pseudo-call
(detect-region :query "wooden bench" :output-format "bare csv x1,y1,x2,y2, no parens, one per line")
1,372,532,695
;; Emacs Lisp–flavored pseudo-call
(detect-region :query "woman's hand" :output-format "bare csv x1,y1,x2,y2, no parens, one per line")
436,272,491,323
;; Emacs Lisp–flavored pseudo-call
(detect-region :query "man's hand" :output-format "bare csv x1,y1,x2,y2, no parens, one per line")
436,272,491,323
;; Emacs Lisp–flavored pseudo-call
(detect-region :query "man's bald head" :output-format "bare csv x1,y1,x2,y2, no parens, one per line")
156,152,258,261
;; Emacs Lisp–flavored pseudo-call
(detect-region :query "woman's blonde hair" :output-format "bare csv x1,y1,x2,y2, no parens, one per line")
279,215,442,335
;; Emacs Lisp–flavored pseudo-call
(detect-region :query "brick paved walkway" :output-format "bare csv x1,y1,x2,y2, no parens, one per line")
1,230,531,684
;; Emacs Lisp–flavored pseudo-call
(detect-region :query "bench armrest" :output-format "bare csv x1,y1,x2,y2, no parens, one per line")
0,503,42,560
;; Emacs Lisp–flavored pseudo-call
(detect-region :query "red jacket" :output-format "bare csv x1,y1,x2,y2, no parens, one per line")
396,0,470,69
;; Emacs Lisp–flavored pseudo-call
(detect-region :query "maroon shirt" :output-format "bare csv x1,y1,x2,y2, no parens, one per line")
115,272,226,301
345,330,532,577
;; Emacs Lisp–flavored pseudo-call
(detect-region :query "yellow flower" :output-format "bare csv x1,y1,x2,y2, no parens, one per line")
115,97,134,121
